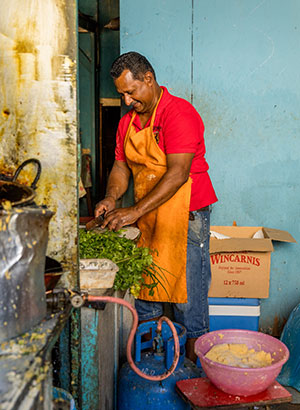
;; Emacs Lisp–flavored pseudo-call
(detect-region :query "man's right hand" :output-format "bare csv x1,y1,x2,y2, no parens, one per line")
95,196,116,218
94,159,131,219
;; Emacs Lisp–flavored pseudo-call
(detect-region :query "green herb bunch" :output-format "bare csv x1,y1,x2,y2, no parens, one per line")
79,229,166,297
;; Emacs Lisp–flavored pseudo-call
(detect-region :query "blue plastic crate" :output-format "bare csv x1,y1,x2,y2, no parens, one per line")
208,297,260,332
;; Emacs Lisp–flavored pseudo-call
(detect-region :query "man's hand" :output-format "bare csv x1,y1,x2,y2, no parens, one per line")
95,196,116,218
94,153,194,231
94,159,131,218
101,206,141,231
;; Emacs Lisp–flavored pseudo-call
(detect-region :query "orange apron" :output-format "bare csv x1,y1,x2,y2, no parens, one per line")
124,92,192,303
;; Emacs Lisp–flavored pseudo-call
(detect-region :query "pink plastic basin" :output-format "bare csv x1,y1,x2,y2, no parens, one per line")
195,329,289,396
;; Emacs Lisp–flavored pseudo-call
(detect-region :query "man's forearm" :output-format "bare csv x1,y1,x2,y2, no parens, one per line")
105,161,130,200
100,154,193,231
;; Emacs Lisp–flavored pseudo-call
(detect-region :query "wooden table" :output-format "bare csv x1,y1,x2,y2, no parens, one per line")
176,377,292,410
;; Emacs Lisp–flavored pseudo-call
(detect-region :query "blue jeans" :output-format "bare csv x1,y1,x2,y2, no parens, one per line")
135,209,211,339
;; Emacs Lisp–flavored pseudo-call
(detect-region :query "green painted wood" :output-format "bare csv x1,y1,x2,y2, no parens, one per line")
99,0,120,98
81,308,99,410
79,32,97,213
79,0,98,19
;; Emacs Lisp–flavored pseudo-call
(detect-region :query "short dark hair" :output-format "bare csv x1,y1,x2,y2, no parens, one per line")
110,51,156,81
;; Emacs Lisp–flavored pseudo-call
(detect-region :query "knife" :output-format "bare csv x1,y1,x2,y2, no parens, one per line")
85,214,105,231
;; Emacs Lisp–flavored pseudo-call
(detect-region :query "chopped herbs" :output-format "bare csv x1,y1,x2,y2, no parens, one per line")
79,229,167,297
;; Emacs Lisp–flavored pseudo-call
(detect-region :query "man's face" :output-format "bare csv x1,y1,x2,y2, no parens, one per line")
114,69,155,114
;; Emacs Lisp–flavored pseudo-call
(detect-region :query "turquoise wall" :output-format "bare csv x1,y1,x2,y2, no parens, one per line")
120,0,300,333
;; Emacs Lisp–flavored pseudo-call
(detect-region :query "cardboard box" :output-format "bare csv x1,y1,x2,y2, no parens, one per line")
208,226,296,298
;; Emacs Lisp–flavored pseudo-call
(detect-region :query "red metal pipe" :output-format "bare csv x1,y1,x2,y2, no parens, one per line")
86,295,180,381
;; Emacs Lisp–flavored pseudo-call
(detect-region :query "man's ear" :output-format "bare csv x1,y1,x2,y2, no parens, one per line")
144,71,155,86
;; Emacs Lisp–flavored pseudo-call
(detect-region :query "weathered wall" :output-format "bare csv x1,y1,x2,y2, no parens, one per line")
0,0,78,286
120,0,300,333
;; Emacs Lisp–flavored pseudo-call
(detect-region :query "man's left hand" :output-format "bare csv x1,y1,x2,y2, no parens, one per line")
101,207,141,231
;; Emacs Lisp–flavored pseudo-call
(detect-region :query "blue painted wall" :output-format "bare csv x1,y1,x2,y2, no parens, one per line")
120,0,300,333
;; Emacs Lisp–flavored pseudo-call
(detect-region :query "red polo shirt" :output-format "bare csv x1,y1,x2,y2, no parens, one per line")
115,86,218,211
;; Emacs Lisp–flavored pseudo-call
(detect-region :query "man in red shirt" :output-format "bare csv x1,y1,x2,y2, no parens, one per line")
95,52,217,362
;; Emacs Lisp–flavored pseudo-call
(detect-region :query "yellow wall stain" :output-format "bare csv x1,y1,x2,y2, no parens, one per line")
2,109,10,118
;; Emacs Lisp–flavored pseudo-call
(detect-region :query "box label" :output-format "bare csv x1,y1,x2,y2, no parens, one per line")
210,253,261,267
208,251,271,298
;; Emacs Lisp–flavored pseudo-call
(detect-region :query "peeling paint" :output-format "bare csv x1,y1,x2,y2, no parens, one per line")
0,0,78,287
